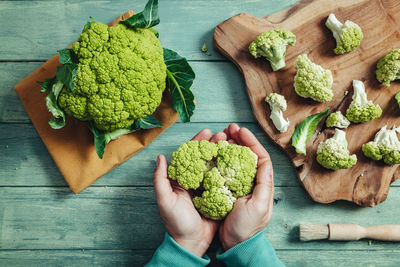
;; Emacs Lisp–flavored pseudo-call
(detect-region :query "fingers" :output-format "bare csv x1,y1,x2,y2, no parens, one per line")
210,132,227,143
252,161,274,203
228,123,241,145
153,155,173,203
192,129,213,141
238,127,271,166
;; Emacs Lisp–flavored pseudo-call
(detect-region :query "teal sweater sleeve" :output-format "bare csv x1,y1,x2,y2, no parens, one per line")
145,233,210,267
216,230,285,267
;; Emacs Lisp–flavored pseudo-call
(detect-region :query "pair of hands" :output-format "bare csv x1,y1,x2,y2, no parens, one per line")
153,123,275,256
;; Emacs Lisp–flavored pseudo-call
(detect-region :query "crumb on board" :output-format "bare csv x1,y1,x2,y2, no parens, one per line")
201,43,207,53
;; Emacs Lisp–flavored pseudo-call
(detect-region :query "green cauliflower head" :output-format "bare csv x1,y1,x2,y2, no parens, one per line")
168,140,258,220
376,49,400,87
316,128,357,170
345,80,382,123
249,29,296,71
58,22,167,131
294,54,333,103
325,14,363,55
362,125,400,165
326,111,350,129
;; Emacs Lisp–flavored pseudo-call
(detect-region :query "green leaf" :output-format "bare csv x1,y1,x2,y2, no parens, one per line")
120,0,160,29
86,122,136,159
395,92,400,108
164,48,196,122
133,115,162,130
56,63,78,93
43,80,66,129
291,108,329,155
37,77,56,93
82,16,95,33
58,49,78,64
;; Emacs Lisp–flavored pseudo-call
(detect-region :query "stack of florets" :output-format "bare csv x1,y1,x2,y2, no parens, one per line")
168,140,258,220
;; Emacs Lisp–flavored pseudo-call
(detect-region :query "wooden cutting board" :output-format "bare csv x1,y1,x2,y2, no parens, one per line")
214,0,400,206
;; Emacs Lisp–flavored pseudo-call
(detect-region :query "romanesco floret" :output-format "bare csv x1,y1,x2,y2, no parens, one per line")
362,125,400,165
326,111,350,129
376,49,400,87
58,22,167,131
316,128,357,170
249,29,296,71
345,80,382,123
168,140,258,220
265,93,290,133
325,13,363,55
294,54,333,103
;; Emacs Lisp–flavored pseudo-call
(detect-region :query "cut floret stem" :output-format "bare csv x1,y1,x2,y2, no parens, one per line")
352,80,368,106
325,14,343,41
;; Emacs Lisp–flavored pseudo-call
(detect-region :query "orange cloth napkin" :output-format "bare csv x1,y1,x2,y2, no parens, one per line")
14,11,178,194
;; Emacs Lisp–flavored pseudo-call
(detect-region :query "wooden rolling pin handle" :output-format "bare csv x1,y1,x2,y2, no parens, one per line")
329,224,400,241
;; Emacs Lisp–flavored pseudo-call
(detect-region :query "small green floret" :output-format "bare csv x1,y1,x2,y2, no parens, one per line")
168,140,258,220
362,125,400,165
376,49,400,87
326,111,350,129
265,93,290,133
325,14,363,55
316,129,357,170
59,22,167,131
249,29,296,71
294,54,333,103
346,80,382,123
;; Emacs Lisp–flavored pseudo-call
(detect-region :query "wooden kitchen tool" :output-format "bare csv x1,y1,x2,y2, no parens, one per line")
300,223,400,241
214,0,400,206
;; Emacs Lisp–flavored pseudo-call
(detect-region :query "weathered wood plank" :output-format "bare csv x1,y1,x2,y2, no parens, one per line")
0,122,296,187
1,186,400,250
0,62,254,123
1,249,399,267
0,0,298,61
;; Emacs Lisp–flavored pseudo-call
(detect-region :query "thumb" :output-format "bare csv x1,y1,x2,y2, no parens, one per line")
153,155,173,204
251,161,274,203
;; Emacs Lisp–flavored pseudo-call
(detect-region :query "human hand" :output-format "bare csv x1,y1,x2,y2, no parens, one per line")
219,123,275,251
153,129,228,256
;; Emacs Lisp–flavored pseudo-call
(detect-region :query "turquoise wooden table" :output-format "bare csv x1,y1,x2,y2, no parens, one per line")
1,0,400,266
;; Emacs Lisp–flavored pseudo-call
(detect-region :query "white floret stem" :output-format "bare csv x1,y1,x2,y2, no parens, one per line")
352,80,368,106
325,13,343,40
374,125,400,149
270,58,286,71
270,108,290,133
332,128,348,149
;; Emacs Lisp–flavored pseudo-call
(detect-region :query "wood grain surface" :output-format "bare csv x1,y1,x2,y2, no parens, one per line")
214,0,400,206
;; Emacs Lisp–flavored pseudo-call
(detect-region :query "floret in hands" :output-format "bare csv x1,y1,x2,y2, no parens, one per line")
168,140,258,220
326,111,350,129
362,125,400,165
294,54,333,103
376,49,400,87
345,80,382,123
325,13,363,55
265,93,290,133
249,29,296,71
59,22,167,131
316,128,357,170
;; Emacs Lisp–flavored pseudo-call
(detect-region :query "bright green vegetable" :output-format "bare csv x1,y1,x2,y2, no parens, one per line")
294,54,333,103
249,29,296,71
396,92,400,108
168,140,258,220
265,93,290,133
345,80,382,123
376,49,400,87
291,108,329,155
316,128,357,170
326,111,350,129
38,0,196,158
325,13,363,55
362,125,400,165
